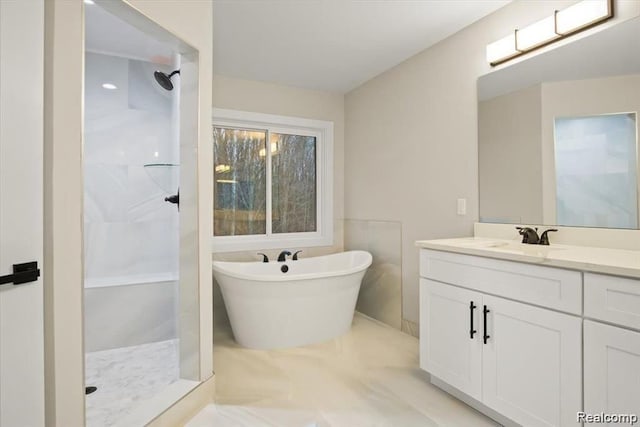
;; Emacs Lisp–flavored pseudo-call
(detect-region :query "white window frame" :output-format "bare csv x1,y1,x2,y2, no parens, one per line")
212,108,333,253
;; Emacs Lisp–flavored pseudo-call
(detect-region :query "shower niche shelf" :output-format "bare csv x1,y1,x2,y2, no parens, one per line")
144,163,179,194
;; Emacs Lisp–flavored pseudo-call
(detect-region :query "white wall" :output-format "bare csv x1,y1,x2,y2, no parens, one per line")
44,2,85,424
344,0,640,325
479,84,543,224
211,75,345,260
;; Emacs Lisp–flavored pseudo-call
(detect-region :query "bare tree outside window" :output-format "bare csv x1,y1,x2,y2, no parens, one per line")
213,127,317,236
213,127,266,236
271,133,317,233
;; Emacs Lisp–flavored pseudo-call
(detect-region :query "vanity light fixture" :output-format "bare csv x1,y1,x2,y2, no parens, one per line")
102,83,117,90
486,0,613,66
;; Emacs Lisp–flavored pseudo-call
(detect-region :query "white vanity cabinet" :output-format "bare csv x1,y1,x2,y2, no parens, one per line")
584,320,640,419
583,273,640,419
481,294,581,427
419,249,583,427
420,279,482,400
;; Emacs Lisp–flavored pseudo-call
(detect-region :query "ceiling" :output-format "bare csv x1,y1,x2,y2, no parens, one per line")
86,1,511,93
85,4,176,64
212,0,510,93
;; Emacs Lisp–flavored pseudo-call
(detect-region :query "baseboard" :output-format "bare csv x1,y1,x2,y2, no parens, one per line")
145,375,215,427
401,319,419,338
431,377,519,427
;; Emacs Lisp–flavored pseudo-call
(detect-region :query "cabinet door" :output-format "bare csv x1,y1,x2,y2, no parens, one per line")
585,320,640,421
420,278,483,400
482,295,582,427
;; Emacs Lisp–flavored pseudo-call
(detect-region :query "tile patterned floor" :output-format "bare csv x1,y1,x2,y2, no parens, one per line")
85,339,179,427
187,313,498,427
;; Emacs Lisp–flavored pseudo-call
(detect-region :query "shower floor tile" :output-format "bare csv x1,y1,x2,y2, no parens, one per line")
188,313,497,427
85,339,179,427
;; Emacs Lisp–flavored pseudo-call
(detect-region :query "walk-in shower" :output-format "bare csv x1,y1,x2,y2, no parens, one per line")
83,2,200,426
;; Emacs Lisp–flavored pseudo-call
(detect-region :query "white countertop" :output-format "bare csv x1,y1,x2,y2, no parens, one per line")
416,237,640,279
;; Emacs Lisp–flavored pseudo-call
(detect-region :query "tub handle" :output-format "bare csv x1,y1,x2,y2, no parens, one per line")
293,250,302,261
257,253,269,263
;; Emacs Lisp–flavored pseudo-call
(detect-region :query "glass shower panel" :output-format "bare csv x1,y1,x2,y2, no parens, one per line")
554,113,638,229
83,49,181,427
83,2,198,425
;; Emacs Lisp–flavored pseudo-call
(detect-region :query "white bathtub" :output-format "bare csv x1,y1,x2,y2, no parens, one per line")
213,250,372,349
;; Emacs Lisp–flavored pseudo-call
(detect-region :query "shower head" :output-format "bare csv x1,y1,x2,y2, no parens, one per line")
154,69,180,91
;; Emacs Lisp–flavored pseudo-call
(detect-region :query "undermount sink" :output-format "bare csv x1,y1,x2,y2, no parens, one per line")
491,241,567,255
456,239,566,255
458,239,510,249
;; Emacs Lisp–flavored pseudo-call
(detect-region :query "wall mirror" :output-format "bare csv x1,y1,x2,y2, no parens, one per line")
477,16,640,229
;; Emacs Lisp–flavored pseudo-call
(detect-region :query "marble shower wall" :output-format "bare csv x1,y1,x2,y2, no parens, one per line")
84,52,179,286
84,280,178,352
344,219,402,330
83,52,179,350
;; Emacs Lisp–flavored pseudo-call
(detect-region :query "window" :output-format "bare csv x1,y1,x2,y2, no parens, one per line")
212,108,333,252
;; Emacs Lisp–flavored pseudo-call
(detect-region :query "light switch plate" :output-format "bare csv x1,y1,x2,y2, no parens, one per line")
457,198,466,215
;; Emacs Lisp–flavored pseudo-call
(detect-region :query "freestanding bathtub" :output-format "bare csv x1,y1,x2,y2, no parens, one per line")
213,250,372,350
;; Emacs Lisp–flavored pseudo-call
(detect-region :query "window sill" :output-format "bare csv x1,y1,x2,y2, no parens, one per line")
211,233,333,253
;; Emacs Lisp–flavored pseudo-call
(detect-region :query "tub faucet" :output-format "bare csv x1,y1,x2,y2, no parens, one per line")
516,226,540,244
277,250,291,262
